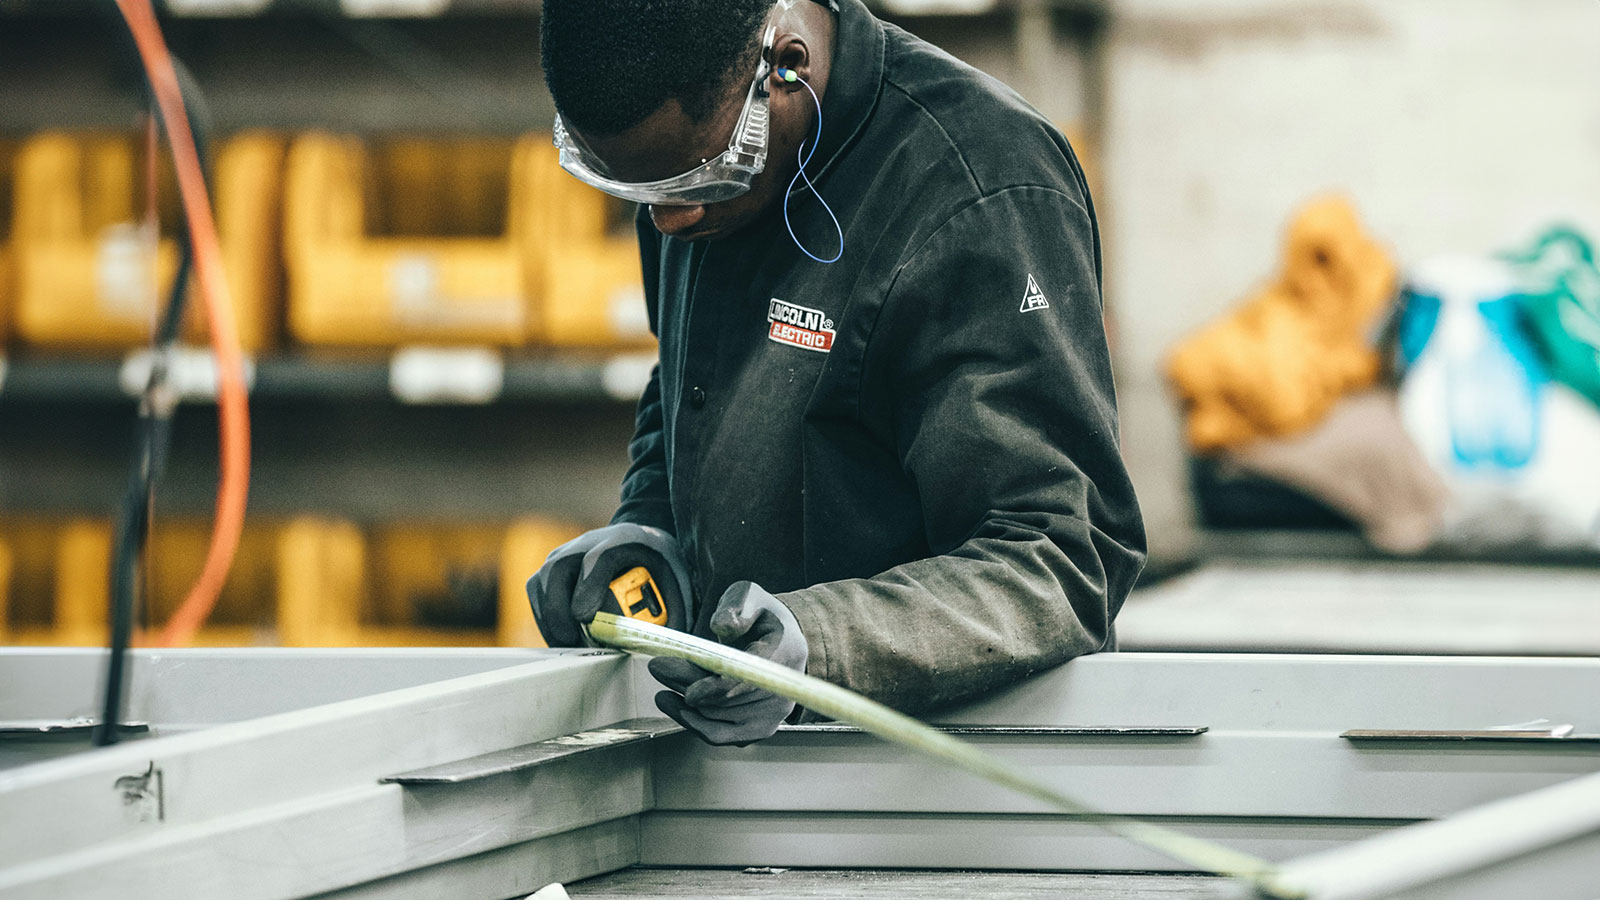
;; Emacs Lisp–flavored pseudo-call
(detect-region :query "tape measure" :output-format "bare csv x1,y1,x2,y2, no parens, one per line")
608,566,670,627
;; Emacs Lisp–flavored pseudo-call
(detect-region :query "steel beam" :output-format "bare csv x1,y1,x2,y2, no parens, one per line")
650,728,1599,819
0,646,565,736
641,653,1600,870
0,649,645,898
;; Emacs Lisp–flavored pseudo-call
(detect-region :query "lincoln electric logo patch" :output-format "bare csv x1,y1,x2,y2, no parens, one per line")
767,298,835,353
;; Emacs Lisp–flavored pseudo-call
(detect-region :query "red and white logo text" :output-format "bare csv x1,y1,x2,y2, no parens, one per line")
767,298,835,353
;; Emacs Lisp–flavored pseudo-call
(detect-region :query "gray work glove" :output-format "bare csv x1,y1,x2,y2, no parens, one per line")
650,581,809,746
526,523,693,647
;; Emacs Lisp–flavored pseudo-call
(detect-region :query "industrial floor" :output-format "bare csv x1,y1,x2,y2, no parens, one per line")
567,868,1231,898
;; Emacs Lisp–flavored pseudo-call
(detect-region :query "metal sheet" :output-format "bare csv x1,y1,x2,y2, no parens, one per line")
1262,770,1600,900
637,811,1406,873
649,728,1600,820
0,646,560,727
383,717,683,784
305,818,640,900
0,650,640,880
1341,728,1600,743
780,724,1208,737
568,868,1235,899
921,654,1600,733
0,649,557,774
0,721,149,739
2,779,645,900
639,653,1600,880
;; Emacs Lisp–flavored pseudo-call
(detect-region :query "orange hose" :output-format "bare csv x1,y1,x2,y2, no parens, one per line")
114,0,252,647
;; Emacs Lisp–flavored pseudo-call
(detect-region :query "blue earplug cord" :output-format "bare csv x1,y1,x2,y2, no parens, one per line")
778,67,843,264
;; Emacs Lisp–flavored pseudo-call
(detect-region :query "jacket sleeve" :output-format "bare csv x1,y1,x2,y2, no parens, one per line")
778,185,1146,715
610,210,676,534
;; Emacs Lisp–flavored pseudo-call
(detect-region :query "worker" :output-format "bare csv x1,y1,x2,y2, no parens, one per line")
528,0,1145,745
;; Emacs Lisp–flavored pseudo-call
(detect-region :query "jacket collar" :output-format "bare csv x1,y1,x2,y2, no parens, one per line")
810,0,885,178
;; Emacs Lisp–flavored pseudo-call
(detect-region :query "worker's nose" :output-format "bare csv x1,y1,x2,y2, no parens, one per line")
649,203,707,237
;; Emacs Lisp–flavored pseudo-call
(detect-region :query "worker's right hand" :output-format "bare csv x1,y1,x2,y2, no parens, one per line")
525,523,694,647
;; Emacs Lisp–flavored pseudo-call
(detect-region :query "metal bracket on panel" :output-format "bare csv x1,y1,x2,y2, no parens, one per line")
1341,728,1600,744
778,724,1208,737
381,717,685,785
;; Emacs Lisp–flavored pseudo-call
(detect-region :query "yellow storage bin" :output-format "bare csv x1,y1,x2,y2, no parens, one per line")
276,517,367,647
208,132,289,351
7,517,300,647
537,236,653,348
284,133,546,348
10,131,286,352
365,521,505,644
0,138,16,344
276,517,580,648
0,515,583,648
51,520,114,646
498,517,584,648
144,519,282,645
0,537,12,644
0,247,10,345
0,519,101,645
527,150,655,349
374,137,512,239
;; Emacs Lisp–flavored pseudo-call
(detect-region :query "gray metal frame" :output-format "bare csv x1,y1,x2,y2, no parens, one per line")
1248,769,1600,900
3,648,1598,899
1,648,641,899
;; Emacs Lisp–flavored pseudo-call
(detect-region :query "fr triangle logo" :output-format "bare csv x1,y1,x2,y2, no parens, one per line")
1020,273,1050,313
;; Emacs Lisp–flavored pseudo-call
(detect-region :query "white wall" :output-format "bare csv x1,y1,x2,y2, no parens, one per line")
1100,0,1600,553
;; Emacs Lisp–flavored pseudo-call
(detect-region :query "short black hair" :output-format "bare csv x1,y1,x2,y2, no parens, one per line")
542,0,773,136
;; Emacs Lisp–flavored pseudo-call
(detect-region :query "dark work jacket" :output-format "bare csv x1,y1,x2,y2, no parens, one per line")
613,0,1146,715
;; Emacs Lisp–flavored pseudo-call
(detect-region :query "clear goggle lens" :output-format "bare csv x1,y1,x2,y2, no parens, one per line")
552,27,775,206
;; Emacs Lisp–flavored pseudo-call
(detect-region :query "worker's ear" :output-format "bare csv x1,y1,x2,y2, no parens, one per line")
771,34,813,90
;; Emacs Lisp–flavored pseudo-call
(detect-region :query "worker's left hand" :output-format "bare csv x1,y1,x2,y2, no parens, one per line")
649,581,809,746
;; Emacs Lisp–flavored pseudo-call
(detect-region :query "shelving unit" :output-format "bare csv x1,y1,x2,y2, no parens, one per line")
0,0,1107,17
0,0,1106,644
0,0,1104,132
0,350,655,404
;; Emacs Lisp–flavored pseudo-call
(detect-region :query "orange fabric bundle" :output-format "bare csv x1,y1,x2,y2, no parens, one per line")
1167,196,1397,451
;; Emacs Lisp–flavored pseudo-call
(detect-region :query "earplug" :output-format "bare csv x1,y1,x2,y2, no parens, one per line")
776,67,800,83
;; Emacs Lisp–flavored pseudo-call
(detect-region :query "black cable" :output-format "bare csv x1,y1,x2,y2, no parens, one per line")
93,24,213,747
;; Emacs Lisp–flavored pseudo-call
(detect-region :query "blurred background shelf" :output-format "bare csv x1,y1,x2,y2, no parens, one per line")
0,0,1102,535
0,0,1107,19
1189,529,1600,570
4,0,1598,651
0,0,1110,648
0,1,1100,134
0,351,653,404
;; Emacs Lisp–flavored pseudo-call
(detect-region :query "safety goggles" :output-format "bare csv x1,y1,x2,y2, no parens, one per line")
551,3,804,205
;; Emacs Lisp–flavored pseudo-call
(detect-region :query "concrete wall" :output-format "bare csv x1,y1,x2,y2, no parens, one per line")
1100,0,1600,554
